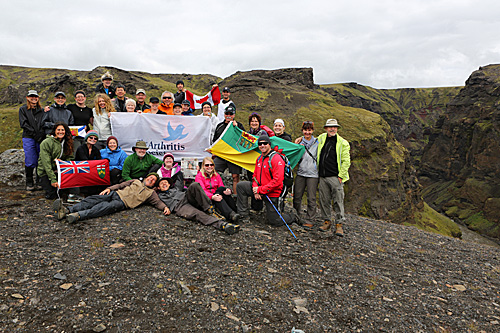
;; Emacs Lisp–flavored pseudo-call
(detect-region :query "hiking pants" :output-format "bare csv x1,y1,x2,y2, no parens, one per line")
293,175,319,221
318,176,345,223
237,181,295,227
69,191,126,220
22,138,40,168
174,182,223,229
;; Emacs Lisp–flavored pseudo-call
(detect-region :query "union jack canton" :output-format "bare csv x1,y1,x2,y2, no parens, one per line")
58,161,90,175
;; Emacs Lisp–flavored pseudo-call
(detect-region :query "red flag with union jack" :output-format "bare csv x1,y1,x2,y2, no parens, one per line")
56,160,110,189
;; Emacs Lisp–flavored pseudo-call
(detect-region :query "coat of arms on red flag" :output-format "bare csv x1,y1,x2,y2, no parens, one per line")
56,160,110,189
97,164,106,179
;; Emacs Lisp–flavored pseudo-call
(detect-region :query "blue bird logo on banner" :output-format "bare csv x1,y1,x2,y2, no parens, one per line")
163,122,188,141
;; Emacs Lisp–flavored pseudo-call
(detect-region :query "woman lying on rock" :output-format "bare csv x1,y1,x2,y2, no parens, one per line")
157,177,240,235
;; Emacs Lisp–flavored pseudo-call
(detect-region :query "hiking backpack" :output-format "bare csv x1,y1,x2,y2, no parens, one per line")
258,151,294,195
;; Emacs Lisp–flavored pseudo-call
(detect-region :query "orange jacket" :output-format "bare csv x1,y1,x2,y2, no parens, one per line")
158,103,173,115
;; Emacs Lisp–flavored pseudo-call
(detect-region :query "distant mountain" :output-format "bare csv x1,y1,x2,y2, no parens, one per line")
0,65,462,238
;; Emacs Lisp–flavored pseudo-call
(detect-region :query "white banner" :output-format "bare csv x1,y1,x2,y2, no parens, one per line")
110,113,212,159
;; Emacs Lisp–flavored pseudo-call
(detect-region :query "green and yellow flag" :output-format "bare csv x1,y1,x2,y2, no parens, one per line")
208,124,305,172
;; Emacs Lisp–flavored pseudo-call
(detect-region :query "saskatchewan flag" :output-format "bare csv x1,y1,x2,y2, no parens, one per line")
208,124,305,172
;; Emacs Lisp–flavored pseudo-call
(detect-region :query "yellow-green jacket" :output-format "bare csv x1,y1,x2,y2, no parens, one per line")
316,133,351,182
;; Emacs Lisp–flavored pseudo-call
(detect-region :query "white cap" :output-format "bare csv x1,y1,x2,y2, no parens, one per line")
274,118,285,126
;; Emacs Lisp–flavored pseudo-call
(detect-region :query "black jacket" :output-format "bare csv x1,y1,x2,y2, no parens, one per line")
75,144,102,161
19,105,45,142
95,83,116,99
42,104,74,134
277,132,292,142
174,91,185,104
212,120,245,144
113,97,128,112
135,103,151,112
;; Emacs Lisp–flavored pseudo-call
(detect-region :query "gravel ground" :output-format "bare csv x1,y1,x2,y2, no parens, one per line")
1,183,500,332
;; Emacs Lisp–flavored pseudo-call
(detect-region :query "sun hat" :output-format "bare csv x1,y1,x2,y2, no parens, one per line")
324,119,341,127
132,140,148,152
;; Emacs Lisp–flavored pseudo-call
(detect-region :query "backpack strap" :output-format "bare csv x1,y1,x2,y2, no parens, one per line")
266,151,278,179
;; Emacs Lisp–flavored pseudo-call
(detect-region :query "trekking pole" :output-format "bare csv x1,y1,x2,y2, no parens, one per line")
264,194,298,241
253,176,298,241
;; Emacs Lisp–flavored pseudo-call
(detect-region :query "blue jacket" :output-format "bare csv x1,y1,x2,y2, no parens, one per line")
100,146,128,171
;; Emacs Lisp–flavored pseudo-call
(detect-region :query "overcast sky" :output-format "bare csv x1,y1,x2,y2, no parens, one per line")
1,0,499,88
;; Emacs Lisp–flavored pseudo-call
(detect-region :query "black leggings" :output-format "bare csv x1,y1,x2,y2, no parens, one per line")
212,186,237,219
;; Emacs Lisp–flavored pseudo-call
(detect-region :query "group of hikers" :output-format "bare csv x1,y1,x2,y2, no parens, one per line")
19,72,351,237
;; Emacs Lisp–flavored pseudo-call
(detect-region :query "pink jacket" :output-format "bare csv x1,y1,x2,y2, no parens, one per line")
195,171,225,199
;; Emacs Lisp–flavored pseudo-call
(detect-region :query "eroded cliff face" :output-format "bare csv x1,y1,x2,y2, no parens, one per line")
322,83,462,165
419,65,500,237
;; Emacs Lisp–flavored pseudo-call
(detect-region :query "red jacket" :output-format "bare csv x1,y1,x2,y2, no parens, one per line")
195,171,225,199
252,152,284,198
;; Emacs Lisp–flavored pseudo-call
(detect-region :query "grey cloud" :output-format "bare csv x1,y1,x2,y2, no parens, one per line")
1,0,500,88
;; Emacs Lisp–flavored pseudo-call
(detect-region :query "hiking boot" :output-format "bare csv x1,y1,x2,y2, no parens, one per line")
66,212,80,224
207,205,223,219
229,211,241,223
221,222,240,235
52,198,68,220
25,167,35,191
302,222,314,231
67,194,82,203
319,220,332,232
335,223,344,237
26,181,35,191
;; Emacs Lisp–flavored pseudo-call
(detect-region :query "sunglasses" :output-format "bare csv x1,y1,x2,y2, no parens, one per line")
88,136,98,141
258,142,269,146
303,121,314,125
204,163,214,167
162,96,172,99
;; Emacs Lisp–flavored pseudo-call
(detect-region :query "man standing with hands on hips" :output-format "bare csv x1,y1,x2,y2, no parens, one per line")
317,119,351,236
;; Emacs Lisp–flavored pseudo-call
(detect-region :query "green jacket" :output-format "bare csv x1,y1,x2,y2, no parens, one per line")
121,153,163,181
37,135,74,183
316,133,351,182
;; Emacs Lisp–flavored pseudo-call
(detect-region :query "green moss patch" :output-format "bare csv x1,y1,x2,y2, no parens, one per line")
407,202,462,238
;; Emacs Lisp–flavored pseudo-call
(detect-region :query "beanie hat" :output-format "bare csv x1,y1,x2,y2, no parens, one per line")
145,172,159,184
85,130,99,141
106,135,118,147
258,133,270,144
163,152,175,162
274,119,285,126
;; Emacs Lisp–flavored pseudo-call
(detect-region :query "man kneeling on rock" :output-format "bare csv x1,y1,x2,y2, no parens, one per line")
52,173,168,223
236,133,298,227
157,177,240,235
